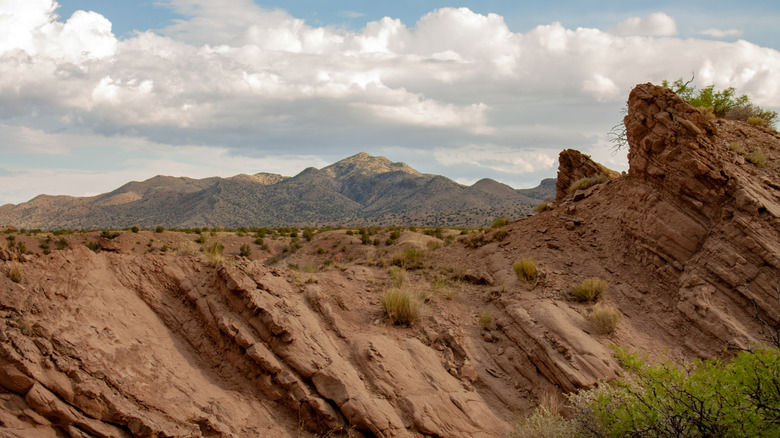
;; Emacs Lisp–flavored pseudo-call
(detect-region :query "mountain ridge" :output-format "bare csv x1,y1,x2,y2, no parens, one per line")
0,152,555,229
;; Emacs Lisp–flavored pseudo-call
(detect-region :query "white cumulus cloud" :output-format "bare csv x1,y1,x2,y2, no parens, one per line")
612,12,678,37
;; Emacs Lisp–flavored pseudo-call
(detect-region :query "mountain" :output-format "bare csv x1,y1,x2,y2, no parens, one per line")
0,153,555,229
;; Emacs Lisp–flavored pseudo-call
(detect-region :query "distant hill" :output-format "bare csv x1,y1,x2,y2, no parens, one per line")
0,152,555,229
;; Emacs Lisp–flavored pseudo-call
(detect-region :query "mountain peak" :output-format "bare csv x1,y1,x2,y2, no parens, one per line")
321,152,422,179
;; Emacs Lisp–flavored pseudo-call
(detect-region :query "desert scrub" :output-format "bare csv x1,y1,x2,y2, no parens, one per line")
7,262,23,283
391,247,427,269
491,217,510,228
175,241,199,256
381,288,422,326
239,243,251,258
587,303,621,335
478,311,493,329
388,266,406,287
205,241,225,266
568,173,611,193
728,141,747,155
747,148,767,167
510,406,586,438
534,202,550,213
571,277,606,302
513,258,538,284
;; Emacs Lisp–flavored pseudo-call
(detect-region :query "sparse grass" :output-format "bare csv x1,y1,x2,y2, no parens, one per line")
7,262,22,283
85,241,99,252
510,406,586,438
389,266,406,287
747,116,768,127
478,310,493,329
535,202,550,213
514,258,538,284
175,241,199,256
587,303,621,335
391,247,427,270
747,148,767,167
239,243,251,258
728,141,747,154
571,278,607,302
381,288,423,326
205,241,225,266
568,174,611,193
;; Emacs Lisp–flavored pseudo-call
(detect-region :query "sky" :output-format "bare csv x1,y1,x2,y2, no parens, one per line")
1,0,779,205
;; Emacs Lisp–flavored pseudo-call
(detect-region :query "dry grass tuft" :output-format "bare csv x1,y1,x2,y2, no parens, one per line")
571,278,607,302
381,288,423,326
478,310,493,329
514,258,538,284
587,303,621,335
568,173,611,193
746,148,767,167
7,262,23,283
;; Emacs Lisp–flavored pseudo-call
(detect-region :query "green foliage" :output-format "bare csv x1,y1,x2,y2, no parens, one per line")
85,241,99,252
491,217,510,228
56,237,69,250
100,230,120,239
381,288,423,326
514,258,538,283
239,243,251,258
130,226,139,233
588,346,780,438
155,226,165,233
663,76,777,128
571,278,606,302
195,235,207,244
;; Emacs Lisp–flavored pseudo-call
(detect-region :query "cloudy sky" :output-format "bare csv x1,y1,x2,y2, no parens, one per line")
1,0,779,205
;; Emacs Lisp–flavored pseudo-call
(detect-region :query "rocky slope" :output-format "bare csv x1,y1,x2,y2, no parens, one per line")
0,153,553,230
0,83,777,437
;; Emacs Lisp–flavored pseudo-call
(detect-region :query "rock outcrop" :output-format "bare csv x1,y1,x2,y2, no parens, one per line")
555,149,619,201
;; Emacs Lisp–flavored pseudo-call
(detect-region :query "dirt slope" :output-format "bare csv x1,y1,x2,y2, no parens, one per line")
0,83,778,437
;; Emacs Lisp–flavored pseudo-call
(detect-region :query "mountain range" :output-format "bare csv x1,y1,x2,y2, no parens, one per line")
0,152,555,230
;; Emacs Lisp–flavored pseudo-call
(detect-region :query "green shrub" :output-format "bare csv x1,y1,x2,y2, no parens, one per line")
56,237,69,250
155,226,164,233
587,303,621,335
747,148,767,167
239,243,251,258
514,258,538,283
571,278,606,302
585,346,780,438
491,217,510,228
100,230,120,239
381,288,422,326
130,226,139,233
85,241,99,252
